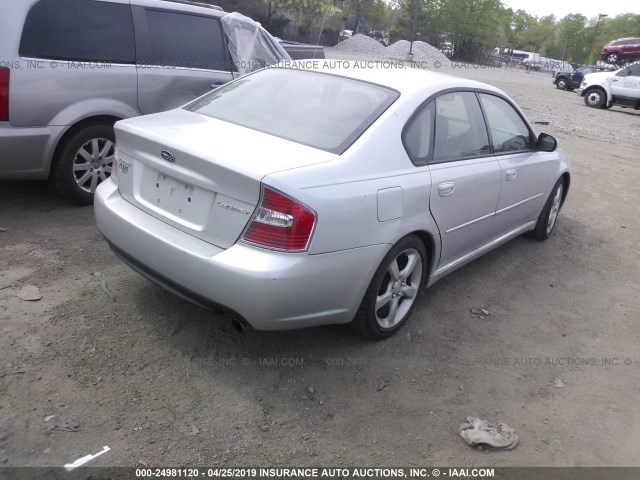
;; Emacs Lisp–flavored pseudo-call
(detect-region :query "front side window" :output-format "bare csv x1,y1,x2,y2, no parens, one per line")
433,92,489,162
627,65,640,77
479,94,533,153
138,10,227,70
186,69,399,154
20,0,135,63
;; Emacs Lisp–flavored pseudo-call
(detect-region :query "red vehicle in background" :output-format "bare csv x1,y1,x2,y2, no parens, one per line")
601,37,640,65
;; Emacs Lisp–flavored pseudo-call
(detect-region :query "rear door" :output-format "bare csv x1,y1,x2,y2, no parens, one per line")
621,39,640,59
132,5,234,114
424,91,501,271
628,38,640,58
478,93,551,236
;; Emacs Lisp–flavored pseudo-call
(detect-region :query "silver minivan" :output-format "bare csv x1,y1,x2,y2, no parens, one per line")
0,0,288,204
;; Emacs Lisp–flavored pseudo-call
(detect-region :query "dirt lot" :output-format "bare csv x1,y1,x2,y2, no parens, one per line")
1,61,639,471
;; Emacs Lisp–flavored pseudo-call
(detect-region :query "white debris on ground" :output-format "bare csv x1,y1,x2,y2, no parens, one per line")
332,35,451,67
332,34,387,56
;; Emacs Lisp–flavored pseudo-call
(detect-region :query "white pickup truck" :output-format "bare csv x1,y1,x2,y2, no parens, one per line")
578,62,640,109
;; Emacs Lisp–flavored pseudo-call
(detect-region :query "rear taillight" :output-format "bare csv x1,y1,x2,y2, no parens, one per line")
0,67,9,121
242,186,316,252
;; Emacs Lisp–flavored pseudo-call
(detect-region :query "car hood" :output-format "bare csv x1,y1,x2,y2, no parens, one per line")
582,71,615,84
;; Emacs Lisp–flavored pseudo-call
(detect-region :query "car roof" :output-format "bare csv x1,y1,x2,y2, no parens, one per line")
278,60,505,99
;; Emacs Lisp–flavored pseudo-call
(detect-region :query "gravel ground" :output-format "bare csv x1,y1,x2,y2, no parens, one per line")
1,57,639,471
385,40,451,66
332,35,451,66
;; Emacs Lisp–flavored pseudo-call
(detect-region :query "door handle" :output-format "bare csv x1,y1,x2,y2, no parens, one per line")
438,182,455,197
210,82,224,88
505,169,517,181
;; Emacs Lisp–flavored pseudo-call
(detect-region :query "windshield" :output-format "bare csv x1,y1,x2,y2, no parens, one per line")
185,68,400,154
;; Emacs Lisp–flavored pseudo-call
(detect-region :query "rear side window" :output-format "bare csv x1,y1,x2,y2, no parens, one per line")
137,10,227,70
403,102,435,164
20,0,135,63
479,94,533,153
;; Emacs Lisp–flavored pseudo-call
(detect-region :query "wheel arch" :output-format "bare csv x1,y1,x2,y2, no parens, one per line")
405,229,438,285
584,85,608,104
48,115,122,177
560,171,570,208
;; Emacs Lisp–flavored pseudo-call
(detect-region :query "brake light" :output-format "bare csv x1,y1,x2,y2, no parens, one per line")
0,67,9,121
242,186,316,252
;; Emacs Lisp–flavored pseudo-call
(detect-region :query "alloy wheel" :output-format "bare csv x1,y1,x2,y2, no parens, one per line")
546,184,563,234
375,248,423,329
72,138,115,193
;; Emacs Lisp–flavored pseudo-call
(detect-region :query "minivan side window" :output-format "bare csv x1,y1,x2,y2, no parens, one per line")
20,0,135,63
137,10,227,70
433,92,489,162
479,94,533,153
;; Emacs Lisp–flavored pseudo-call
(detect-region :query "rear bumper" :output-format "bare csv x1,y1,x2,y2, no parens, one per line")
94,179,387,330
0,123,63,179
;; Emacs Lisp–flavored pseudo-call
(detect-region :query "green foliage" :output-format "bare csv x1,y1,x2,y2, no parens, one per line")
210,0,639,62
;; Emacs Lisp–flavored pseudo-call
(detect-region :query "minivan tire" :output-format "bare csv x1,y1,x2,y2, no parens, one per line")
52,123,116,205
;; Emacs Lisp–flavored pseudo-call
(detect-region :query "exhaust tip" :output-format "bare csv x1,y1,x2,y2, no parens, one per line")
231,317,246,334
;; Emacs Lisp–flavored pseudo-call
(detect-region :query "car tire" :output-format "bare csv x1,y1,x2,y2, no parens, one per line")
528,178,565,241
556,78,567,90
606,53,619,64
351,235,427,339
52,123,116,205
583,88,606,108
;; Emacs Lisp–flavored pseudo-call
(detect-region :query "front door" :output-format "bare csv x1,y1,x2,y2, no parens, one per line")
610,64,640,99
478,93,551,236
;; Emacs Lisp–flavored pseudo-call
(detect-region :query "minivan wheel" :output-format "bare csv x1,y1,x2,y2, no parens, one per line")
528,178,565,241
351,235,426,340
584,89,606,108
52,124,116,205
606,53,619,64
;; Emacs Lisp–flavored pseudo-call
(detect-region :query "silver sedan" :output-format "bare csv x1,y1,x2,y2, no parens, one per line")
94,62,570,339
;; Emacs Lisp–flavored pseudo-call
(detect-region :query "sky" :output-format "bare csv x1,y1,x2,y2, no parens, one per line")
501,0,639,20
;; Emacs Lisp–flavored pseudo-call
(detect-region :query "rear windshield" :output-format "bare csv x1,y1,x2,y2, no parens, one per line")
185,68,399,154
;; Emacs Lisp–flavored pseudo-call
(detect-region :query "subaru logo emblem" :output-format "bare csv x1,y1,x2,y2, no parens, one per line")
161,150,175,162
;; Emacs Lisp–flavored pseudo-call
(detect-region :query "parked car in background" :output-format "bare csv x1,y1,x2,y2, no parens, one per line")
579,62,640,109
601,37,640,65
95,62,570,339
520,52,542,70
339,29,354,41
278,40,325,59
0,0,292,205
553,65,615,91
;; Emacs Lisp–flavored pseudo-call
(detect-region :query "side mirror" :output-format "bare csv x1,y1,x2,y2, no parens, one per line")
537,133,557,152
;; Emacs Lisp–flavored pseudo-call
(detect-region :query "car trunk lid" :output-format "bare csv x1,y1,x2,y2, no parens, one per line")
114,109,336,249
